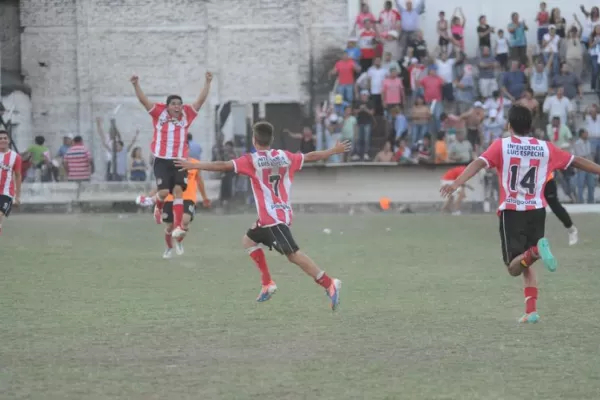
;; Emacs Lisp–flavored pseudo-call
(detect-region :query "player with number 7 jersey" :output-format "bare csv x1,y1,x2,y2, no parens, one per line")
175,121,351,311
440,105,600,324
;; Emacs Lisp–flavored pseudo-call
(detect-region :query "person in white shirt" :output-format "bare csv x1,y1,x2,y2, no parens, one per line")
483,91,512,121
434,49,456,102
367,57,389,116
585,104,600,161
542,25,561,77
543,87,574,127
482,109,505,148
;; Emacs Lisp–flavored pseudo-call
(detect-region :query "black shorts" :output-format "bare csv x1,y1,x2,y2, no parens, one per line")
162,200,196,224
153,157,188,193
467,129,480,147
0,195,13,218
499,209,546,266
246,223,300,256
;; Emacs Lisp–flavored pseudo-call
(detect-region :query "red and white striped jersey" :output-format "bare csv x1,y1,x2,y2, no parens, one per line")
64,144,92,181
0,150,22,198
479,136,574,213
379,9,401,31
149,103,198,159
232,150,304,227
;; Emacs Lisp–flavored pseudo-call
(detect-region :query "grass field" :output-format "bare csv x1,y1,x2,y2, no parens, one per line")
2,213,600,400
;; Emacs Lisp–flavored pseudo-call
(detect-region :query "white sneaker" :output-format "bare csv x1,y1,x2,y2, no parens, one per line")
568,227,578,246
175,240,184,255
171,226,188,239
351,154,360,161
452,210,462,216
163,248,173,259
363,154,370,161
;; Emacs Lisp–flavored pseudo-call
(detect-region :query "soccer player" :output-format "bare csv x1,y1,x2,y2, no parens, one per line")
440,165,472,215
175,121,351,310
0,129,21,235
131,72,212,239
441,105,600,323
544,172,578,245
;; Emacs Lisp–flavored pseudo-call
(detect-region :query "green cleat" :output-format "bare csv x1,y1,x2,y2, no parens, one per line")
537,238,557,272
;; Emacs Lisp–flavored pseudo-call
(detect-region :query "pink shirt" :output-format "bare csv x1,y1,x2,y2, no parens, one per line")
382,77,403,105
419,75,444,103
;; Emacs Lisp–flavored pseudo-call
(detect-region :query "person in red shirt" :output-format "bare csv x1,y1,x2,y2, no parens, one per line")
175,122,351,310
441,105,600,324
440,165,472,215
330,52,361,103
535,2,550,45
354,3,376,31
131,72,212,238
418,66,444,132
358,19,378,72
0,130,22,236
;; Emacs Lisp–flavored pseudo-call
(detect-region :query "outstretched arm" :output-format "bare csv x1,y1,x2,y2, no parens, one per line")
440,158,486,197
130,76,154,111
572,156,600,175
175,159,234,172
304,140,352,162
191,72,213,112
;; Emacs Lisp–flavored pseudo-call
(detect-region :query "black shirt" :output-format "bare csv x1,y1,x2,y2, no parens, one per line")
410,39,428,62
299,138,316,154
355,100,374,125
477,24,492,48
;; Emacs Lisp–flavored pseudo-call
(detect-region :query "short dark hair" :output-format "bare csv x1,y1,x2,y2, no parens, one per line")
187,133,193,141
508,105,533,136
0,129,8,137
73,135,83,144
252,121,274,146
35,135,45,145
166,95,183,105
579,129,588,137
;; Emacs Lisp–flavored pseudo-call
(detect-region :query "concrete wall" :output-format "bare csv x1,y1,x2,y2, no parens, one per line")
20,0,349,171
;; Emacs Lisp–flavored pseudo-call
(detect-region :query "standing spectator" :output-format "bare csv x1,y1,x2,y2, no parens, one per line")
589,25,600,91
219,141,237,208
285,127,316,154
382,51,400,74
579,5,600,48
494,29,509,70
501,60,527,102
345,37,361,65
546,116,573,150
64,136,93,182
96,118,139,181
407,56,426,100
341,107,358,162
517,88,540,127
477,15,494,54
354,2,376,32
437,11,450,54
130,147,147,182
454,63,476,114
390,106,408,147
410,96,431,145
584,105,600,161
478,47,498,99
331,51,361,104
325,114,343,163
552,63,582,102
418,66,444,131
434,49,456,103
434,130,449,163
543,87,574,126
382,68,404,112
379,1,401,32
395,0,425,56
358,19,377,72
448,130,473,163
354,69,370,100
549,8,566,38
565,21,584,81
353,90,375,161
507,12,528,66
527,49,552,118
409,30,428,62
484,90,512,122
535,2,550,45
541,25,561,77
449,8,466,52
460,102,485,153
382,30,401,69
367,57,387,116
211,133,224,161
482,109,504,148
573,129,596,203
187,133,202,160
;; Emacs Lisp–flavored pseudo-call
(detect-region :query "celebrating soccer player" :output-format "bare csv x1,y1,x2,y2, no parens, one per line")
176,121,351,310
131,72,212,239
0,130,21,235
441,105,600,323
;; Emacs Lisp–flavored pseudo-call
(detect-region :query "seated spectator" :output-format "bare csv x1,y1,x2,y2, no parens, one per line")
435,131,449,163
551,62,582,101
414,133,432,163
448,130,473,163
64,136,93,182
393,138,413,163
374,141,395,162
130,146,147,182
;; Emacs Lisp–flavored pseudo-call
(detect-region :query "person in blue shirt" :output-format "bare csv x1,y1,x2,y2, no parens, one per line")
508,13,529,66
187,133,202,160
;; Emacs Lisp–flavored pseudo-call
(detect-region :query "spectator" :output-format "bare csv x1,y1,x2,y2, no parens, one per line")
64,135,93,182
589,25,600,91
482,109,504,148
448,130,473,163
331,51,361,104
460,102,485,153
437,11,450,54
584,105,600,161
367,57,387,115
390,106,408,147
419,65,444,131
517,88,540,127
379,0,401,32
374,141,395,162
565,21,584,81
354,2,376,32
502,60,527,102
546,116,573,150
579,5,600,48
220,141,237,207
341,107,357,162
325,114,342,163
494,29,509,70
410,30,428,62
285,127,316,154
573,128,596,203
26,135,56,182
187,133,202,160
395,0,425,56
353,90,375,161
483,90,512,122
543,87,573,127
354,70,370,100
549,8,566,38
527,50,552,119
478,46,498,99
434,131,449,163
56,134,73,180
381,30,402,68
382,68,404,112
393,137,412,163
345,37,361,64
407,55,426,99
414,133,432,163
449,8,466,52
552,63,582,101
333,94,349,116
129,147,147,182
535,2,550,46
410,96,431,145
433,49,455,103
477,15,493,53
454,62,476,114
97,118,139,181
382,51,400,74
541,25,561,77
212,133,224,161
507,12,528,67
358,19,377,72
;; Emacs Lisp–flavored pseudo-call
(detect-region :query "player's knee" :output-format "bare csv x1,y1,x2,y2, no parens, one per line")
157,189,169,199
286,250,301,263
173,186,184,197
165,223,173,234
242,234,256,248
506,264,522,277
182,215,191,227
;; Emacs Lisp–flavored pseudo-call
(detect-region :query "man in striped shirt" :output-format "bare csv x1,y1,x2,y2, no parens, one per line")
64,136,92,182
0,129,21,235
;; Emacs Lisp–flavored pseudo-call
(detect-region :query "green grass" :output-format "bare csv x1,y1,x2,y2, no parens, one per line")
2,213,600,400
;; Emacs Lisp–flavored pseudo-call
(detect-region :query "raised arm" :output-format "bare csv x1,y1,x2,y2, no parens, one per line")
304,140,351,162
175,159,234,172
127,130,140,152
191,72,213,112
95,118,111,151
130,76,154,111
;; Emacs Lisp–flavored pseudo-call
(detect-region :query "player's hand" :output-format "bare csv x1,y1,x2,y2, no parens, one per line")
202,198,211,208
13,196,20,206
440,184,458,198
130,75,139,85
174,159,199,171
205,72,213,83
333,140,352,154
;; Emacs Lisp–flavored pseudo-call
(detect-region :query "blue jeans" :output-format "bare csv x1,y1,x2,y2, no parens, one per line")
590,138,600,163
577,170,596,203
592,60,600,90
429,100,443,133
355,124,372,156
411,123,428,146
544,53,560,79
337,84,354,103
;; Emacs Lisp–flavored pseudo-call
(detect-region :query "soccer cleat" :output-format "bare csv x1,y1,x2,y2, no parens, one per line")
256,281,277,302
153,204,163,224
537,238,557,272
175,240,184,255
518,312,540,324
326,279,342,311
171,226,188,239
162,248,173,259
568,227,578,246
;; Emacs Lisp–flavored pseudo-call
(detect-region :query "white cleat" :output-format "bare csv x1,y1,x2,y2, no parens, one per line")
175,240,184,255
568,227,578,246
163,248,173,259
171,226,187,239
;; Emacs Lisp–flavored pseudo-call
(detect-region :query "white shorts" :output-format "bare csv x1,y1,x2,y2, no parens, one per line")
440,180,463,195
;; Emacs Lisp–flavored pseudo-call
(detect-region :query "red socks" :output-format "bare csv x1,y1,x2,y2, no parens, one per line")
155,195,165,210
248,247,272,286
173,198,184,229
165,230,173,249
524,287,538,314
315,271,332,289
520,246,539,268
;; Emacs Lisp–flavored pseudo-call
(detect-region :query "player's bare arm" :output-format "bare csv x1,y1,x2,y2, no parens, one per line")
571,156,600,175
196,174,211,207
440,158,486,197
130,75,154,111
191,72,213,112
304,140,352,162
174,159,234,172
